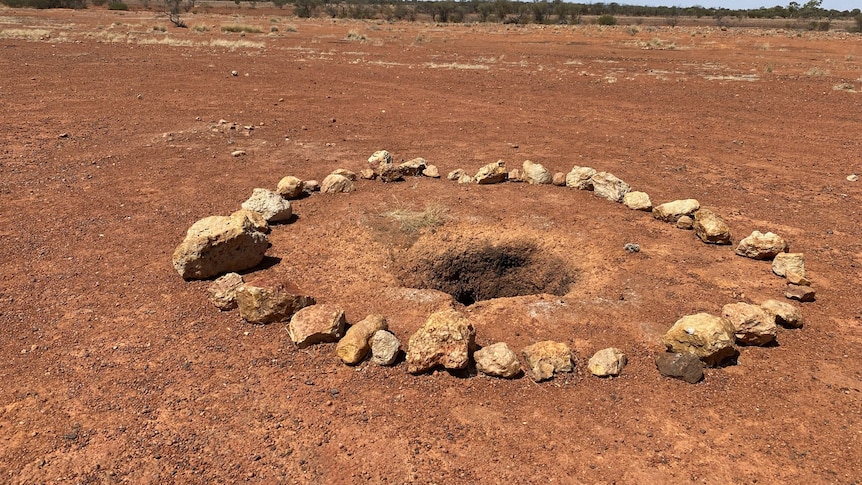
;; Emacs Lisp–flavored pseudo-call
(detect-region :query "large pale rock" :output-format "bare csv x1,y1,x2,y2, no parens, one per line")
336,314,388,365
230,209,270,234
652,199,700,223
399,158,427,177
588,348,627,377
369,150,402,182
694,208,732,244
288,303,346,348
565,166,596,190
474,342,521,378
276,176,304,199
367,150,392,170
241,188,293,222
474,161,508,185
623,191,652,211
663,313,738,367
172,214,270,280
735,231,788,260
236,280,315,324
655,352,704,384
590,172,631,203
761,299,804,329
406,309,476,374
721,302,777,346
772,253,809,285
370,330,401,365
330,168,357,180
521,340,573,382
321,173,355,194
422,165,440,178
207,272,245,310
522,160,552,185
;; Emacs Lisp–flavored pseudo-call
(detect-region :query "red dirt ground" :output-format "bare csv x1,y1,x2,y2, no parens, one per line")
1,7,861,483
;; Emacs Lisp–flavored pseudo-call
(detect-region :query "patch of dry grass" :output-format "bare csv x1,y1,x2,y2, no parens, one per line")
383,202,448,234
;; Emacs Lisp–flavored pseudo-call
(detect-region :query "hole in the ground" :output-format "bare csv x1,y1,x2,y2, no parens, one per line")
397,241,576,305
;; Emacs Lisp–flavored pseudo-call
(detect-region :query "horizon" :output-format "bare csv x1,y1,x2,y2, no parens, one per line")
619,1,860,11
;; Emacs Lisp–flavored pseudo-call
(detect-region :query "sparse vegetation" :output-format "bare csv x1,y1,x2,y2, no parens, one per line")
597,14,617,26
192,24,209,32
221,24,263,34
383,203,447,234
107,2,127,10
345,30,367,42
806,67,830,76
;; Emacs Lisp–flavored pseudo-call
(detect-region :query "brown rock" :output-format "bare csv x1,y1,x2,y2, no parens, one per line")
773,253,809,285
207,272,244,311
336,314,388,365
321,173,355,193
735,231,788,260
330,168,356,180
693,208,732,244
276,175,304,199
399,158,427,176
652,199,700,223
447,169,466,181
623,191,652,211
508,168,523,182
663,313,738,367
230,208,270,234
359,168,377,180
474,161,508,185
288,303,346,348
676,215,694,230
172,214,270,280
474,342,521,378
785,284,816,302
552,172,567,186
761,299,804,329
655,352,704,383
721,302,777,346
521,340,573,382
236,280,315,324
406,309,476,374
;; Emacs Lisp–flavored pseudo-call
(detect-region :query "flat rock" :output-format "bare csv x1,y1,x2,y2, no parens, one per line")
336,314,388,365
474,161,508,185
236,280,315,324
521,340,573,382
785,284,816,302
663,313,738,367
623,191,652,211
399,158,427,177
676,215,694,230
288,303,346,348
652,199,700,223
694,208,732,244
207,272,244,311
655,352,704,384
761,299,804,329
522,160,552,185
474,342,521,378
276,175,304,199
773,253,809,285
241,188,293,222
172,213,270,280
330,168,357,181
588,348,627,377
406,309,476,374
552,172,567,186
370,330,401,366
590,172,631,202
721,302,777,346
735,231,788,260
422,165,440,178
565,166,596,190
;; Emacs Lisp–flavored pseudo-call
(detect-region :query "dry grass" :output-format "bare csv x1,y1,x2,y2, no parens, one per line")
221,24,263,34
382,202,448,234
424,62,489,70
0,28,52,41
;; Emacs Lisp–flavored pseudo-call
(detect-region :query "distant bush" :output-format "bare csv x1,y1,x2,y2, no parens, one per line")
108,1,128,10
221,24,263,33
597,14,617,26
0,0,85,8
854,13,862,32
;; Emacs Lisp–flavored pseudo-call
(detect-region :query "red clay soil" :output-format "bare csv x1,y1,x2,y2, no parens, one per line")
1,7,861,484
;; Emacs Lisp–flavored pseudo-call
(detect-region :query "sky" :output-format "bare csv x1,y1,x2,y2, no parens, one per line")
622,1,860,10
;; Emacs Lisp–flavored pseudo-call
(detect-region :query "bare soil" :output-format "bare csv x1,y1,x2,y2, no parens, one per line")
1,7,861,484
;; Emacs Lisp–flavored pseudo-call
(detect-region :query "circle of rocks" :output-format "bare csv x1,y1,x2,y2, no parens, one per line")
174,149,812,384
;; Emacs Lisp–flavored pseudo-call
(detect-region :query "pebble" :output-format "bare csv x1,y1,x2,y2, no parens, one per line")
847,174,859,182
624,243,640,253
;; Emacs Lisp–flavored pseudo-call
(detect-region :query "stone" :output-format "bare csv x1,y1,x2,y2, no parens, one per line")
458,173,474,184
241,188,293,222
321,173,355,194
761,299,804,329
773,253,809,285
663,313,738,367
359,168,377,180
336,315,388,365
474,161,508,185
552,172,567,186
447,169,466,181
367,150,392,169
565,166,596,190
785,284,816,302
207,272,244,311
590,172,631,203
378,166,404,183
522,160,552,185
236,280,315,324
847,174,859,182
230,209,270,234
172,214,270,280
623,191,652,211
676,215,694,230
721,302,777,346
405,309,476,374
652,199,700,223
655,352,704,384
276,175,304,199
303,180,320,192
588,348,627,377
330,168,357,180
521,340,573,382
231,150,246,157
624,243,640,253
735,231,788,260
508,168,523,182
370,330,401,366
399,158,427,176
474,342,521,378
422,165,440,178
288,303,346,348
693,208,732,244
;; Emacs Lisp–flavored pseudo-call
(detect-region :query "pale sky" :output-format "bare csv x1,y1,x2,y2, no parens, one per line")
624,1,860,10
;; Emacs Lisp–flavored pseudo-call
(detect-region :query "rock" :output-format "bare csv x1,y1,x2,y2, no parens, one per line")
303,180,320,192
330,168,357,181
172,214,270,280
359,168,377,180
676,215,694,230
623,191,652,211
474,342,521,378
241,188,293,222
624,243,640,253
422,165,440,178
785,284,816,302
693,208,732,244
663,313,738,367
379,165,404,183
735,231,788,260
276,175,304,199
552,172,567,186
772,253,809,285
447,169,466,181
207,272,244,311
288,303,346,348
367,150,392,170
761,299,804,329
321,173,355,193
590,172,631,203
474,161,508,185
236,280,315,324
370,330,401,366
721,302,777,346
458,173,474,184
508,169,523,182
655,353,704,384
230,209,270,234
522,160,552,185
336,315,388,365
847,174,859,182
231,150,246,157
565,166,596,190
587,348,627,377
652,199,700,223
399,158,427,176
406,309,476,374
521,340,573,382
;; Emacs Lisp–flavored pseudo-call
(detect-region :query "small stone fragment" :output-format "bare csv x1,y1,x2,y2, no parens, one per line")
663,313,738,367
623,191,652,211
508,169,523,182
474,161,508,185
474,342,521,378
447,169,466,181
521,340,573,382
655,352,704,384
303,180,320,192
565,166,596,190
230,208,270,233
207,272,244,311
422,165,440,178
588,348,627,377
231,150,246,157
399,158,427,176
760,299,804,329
652,199,700,223
773,253,809,285
693,208,732,244
721,302,777,346
276,176,304,199
590,172,631,202
676,215,694,230
321,173,355,194
241,188,293,222
359,168,377,180
552,172,567,186
236,280,315,324
785,284,816,302
370,330,401,366
847,174,859,182
522,160,552,185
336,315,388,365
288,303,346,348
624,243,640,253
735,231,788,260
406,309,476,374
458,173,474,184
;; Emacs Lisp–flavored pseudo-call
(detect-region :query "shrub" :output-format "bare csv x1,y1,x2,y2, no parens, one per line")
221,24,263,34
854,13,862,32
597,14,617,26
108,2,128,10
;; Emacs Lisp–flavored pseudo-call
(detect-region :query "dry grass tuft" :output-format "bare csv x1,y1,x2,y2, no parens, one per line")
383,203,448,234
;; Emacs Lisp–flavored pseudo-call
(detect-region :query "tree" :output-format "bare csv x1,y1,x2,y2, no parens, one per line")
164,0,194,27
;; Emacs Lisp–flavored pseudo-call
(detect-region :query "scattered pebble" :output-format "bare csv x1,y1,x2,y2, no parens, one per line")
624,243,640,253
